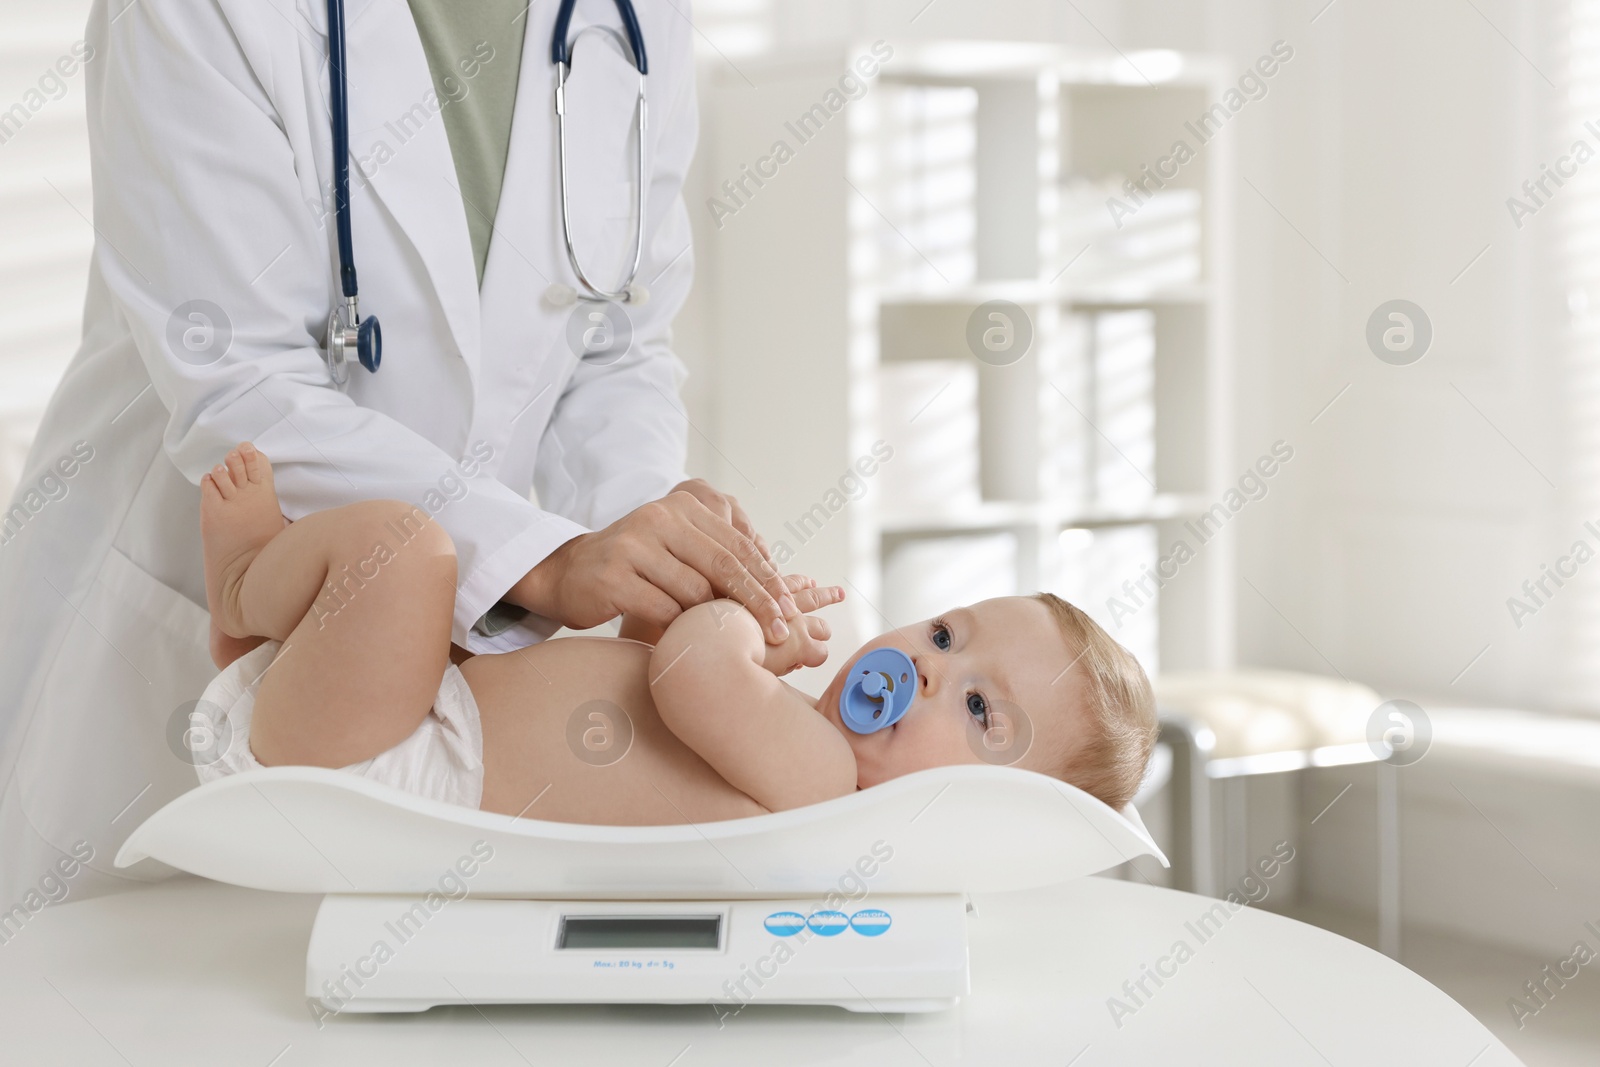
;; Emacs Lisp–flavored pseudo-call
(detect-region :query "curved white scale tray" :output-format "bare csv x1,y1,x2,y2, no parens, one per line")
116,764,1166,898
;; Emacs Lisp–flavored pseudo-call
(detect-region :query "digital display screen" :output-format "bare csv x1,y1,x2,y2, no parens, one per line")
557,915,722,950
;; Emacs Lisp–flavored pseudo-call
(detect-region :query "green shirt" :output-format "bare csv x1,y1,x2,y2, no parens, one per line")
407,2,531,636
405,0,528,287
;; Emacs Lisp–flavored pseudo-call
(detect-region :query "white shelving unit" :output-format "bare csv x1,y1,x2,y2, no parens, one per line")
702,42,1235,676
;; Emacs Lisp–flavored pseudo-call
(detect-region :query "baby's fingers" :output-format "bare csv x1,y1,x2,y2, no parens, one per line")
797,616,830,669
787,582,844,616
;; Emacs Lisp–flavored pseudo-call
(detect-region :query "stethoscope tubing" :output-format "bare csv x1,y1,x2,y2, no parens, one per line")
552,0,647,73
327,0,359,303
323,0,650,384
554,46,647,305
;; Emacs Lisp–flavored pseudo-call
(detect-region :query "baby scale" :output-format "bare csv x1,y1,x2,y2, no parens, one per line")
117,763,1164,1014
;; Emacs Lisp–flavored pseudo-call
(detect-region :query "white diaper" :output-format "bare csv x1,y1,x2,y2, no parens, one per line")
191,640,484,809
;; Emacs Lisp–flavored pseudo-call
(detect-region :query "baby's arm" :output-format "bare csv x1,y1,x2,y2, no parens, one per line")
649,599,857,812
618,574,827,646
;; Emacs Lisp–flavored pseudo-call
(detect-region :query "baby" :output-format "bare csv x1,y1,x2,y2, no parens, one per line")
193,443,1158,824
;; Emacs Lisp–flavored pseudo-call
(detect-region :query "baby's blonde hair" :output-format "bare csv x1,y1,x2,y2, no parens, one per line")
1031,592,1157,811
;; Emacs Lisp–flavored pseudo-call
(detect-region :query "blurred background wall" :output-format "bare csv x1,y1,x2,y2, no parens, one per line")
672,0,1573,715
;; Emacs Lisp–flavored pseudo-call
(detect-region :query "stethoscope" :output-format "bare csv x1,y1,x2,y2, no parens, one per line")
323,0,650,386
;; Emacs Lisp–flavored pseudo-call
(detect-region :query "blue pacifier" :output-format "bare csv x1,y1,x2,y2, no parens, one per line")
840,648,917,734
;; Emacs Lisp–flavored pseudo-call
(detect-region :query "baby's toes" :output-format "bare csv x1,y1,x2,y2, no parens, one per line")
200,472,222,502
209,462,236,500
238,442,266,484
223,448,248,488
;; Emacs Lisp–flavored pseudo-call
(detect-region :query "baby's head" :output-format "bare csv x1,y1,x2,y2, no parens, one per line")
818,593,1157,811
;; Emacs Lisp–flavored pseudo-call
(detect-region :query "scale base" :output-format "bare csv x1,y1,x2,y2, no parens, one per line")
326,995,961,1014
307,894,970,1016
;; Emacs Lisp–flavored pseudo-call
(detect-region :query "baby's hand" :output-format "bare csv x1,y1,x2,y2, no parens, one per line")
757,575,843,676
761,613,831,677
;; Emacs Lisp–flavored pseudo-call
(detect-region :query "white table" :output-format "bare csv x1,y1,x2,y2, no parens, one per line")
0,875,1519,1066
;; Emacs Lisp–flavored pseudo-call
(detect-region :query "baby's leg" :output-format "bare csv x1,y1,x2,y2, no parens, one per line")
201,443,456,770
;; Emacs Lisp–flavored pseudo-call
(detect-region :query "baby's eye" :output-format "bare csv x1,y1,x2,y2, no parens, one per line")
966,691,989,725
931,621,952,650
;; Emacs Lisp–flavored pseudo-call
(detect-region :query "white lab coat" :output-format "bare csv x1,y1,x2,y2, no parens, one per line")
0,0,697,902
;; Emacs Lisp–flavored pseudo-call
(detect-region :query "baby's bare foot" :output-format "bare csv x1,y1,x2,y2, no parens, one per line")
200,442,285,669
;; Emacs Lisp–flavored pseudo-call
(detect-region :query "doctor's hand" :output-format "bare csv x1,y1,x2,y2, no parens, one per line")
668,477,771,562
512,490,799,644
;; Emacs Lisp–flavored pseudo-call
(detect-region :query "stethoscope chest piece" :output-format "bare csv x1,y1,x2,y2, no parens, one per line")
326,298,381,386
840,648,918,735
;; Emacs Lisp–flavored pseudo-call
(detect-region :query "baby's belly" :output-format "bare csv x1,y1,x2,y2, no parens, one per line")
459,636,769,825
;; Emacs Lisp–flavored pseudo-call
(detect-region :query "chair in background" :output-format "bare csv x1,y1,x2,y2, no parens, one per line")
1152,671,1403,958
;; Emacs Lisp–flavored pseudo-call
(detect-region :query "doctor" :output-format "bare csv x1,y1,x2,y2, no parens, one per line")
0,0,801,902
